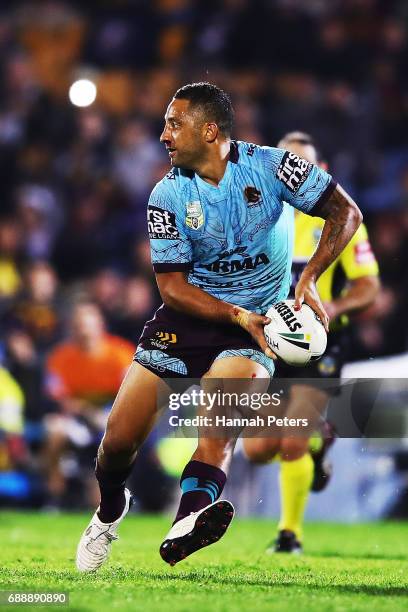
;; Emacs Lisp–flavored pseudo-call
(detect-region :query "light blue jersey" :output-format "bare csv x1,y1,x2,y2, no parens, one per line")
148,141,335,313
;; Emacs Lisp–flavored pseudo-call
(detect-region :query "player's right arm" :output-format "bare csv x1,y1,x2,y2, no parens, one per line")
156,270,274,357
148,180,275,358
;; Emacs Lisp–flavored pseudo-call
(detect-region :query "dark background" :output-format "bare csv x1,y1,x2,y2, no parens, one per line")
0,0,407,514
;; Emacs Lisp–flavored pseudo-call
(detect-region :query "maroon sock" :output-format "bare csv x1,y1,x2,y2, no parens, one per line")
95,459,133,523
174,460,227,524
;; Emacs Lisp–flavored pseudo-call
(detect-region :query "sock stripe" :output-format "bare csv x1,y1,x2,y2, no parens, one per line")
181,477,198,493
204,480,219,498
181,477,220,503
175,461,227,523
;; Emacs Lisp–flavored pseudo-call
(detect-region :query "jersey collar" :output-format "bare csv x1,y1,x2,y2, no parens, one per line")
194,141,238,194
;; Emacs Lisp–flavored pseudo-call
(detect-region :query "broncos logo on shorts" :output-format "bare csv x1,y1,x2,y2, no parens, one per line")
135,347,188,375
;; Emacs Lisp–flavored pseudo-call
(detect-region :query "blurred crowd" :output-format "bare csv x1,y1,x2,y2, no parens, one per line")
0,0,408,509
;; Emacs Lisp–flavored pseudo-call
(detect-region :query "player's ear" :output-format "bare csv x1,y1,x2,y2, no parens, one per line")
204,122,218,143
319,161,329,171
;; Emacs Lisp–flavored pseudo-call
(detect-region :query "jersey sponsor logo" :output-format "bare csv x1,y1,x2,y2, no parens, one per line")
274,301,302,332
185,201,204,230
218,246,248,260
204,252,270,274
147,205,179,240
244,186,262,207
354,240,375,264
276,152,312,194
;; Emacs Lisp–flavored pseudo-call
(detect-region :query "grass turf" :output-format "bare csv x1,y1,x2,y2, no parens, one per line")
0,512,408,611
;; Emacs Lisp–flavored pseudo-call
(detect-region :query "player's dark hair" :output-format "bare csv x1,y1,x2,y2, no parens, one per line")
174,82,234,137
278,131,323,162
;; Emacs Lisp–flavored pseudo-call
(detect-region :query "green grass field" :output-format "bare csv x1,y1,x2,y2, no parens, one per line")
1,512,408,611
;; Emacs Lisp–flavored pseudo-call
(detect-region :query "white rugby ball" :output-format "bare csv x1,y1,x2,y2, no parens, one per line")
264,299,327,367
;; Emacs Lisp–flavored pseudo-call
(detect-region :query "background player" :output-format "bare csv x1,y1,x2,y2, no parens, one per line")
75,83,363,572
244,132,380,553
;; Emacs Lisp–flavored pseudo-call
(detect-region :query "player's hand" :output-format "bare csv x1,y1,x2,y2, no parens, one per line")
294,274,329,332
232,308,277,359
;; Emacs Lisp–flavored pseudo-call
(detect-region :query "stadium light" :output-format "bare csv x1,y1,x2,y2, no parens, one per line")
69,79,97,107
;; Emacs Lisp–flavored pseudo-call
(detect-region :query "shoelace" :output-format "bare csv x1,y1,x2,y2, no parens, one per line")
86,529,118,555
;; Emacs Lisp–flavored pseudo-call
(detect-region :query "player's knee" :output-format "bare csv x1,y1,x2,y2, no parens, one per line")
243,438,279,464
279,437,309,461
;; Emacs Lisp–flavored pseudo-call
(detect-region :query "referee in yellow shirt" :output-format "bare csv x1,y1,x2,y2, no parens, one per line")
244,132,380,553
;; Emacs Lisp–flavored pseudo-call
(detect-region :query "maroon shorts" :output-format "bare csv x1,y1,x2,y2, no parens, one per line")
133,304,275,379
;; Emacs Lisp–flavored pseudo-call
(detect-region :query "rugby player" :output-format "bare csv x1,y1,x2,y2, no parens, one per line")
76,83,362,571
244,132,380,553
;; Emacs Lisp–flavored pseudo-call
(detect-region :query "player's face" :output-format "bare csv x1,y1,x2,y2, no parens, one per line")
160,98,206,169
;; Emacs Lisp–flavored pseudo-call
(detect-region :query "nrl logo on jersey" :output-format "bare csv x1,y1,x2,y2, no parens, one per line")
185,201,204,230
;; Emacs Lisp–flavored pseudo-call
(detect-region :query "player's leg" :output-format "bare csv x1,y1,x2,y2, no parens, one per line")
275,384,329,553
174,354,271,521
160,354,271,565
95,362,166,522
77,362,166,571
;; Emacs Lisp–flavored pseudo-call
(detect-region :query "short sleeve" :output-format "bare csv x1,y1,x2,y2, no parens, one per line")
147,180,193,273
262,147,337,215
339,223,379,280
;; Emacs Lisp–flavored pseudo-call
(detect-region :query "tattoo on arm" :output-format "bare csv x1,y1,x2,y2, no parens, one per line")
305,184,362,279
324,189,352,256
317,184,355,220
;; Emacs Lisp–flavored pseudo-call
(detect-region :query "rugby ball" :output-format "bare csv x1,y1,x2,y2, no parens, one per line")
264,299,327,367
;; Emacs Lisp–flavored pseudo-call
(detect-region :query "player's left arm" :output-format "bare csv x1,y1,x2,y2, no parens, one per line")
295,184,362,329
263,147,362,329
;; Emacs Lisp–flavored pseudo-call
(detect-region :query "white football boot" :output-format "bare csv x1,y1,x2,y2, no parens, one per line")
160,500,235,566
76,488,132,572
